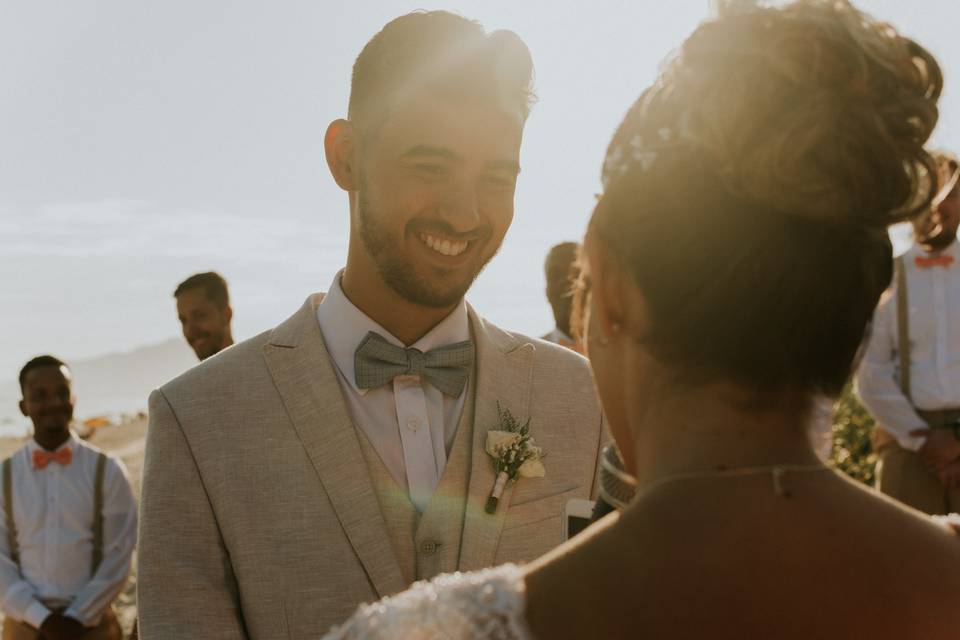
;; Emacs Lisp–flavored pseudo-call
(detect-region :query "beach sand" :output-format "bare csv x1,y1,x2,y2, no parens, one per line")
0,418,147,635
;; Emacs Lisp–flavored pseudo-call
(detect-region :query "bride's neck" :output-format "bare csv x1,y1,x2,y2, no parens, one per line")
628,379,822,489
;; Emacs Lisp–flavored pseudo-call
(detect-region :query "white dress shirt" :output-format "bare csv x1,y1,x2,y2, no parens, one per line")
0,433,137,628
856,241,960,450
316,273,470,512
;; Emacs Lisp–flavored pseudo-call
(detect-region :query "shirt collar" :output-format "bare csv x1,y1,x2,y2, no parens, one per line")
316,271,470,395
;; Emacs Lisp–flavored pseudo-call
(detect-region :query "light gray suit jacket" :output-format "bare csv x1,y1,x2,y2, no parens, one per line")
138,295,605,639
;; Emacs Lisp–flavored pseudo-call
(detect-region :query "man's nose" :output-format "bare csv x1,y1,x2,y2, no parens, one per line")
439,183,480,233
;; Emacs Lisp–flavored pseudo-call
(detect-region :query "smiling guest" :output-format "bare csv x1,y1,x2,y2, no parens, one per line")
139,11,605,639
174,271,234,361
1,356,137,640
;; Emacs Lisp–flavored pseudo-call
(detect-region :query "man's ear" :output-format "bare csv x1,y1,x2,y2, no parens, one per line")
18,399,27,418
325,119,360,191
224,305,233,324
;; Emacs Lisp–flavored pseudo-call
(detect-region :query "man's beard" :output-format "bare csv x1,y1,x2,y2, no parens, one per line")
357,188,496,309
193,331,225,361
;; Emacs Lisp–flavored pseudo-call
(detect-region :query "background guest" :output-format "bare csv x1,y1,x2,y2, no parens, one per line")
173,271,234,361
541,241,581,351
1,356,137,640
856,150,960,514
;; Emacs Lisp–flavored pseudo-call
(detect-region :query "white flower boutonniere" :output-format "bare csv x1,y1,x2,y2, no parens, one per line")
484,402,545,514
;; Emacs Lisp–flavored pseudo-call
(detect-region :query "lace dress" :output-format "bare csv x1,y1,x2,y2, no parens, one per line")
321,564,532,640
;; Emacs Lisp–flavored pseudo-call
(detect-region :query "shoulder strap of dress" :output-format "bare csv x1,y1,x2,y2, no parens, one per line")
3,457,20,570
895,255,911,402
91,452,107,576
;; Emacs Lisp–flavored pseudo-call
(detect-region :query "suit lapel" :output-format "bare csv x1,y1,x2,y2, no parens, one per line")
262,295,407,597
458,306,535,571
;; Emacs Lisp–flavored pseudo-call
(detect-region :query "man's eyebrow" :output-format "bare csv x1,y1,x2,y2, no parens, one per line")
401,145,461,161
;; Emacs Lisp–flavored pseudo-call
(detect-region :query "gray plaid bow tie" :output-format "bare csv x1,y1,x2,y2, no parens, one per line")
354,331,474,397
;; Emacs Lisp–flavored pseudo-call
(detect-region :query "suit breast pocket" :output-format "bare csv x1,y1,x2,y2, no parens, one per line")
493,486,584,565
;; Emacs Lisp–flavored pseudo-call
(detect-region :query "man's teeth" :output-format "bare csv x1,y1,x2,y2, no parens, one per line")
420,233,468,257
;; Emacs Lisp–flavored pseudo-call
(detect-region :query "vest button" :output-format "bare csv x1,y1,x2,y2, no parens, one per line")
420,540,440,555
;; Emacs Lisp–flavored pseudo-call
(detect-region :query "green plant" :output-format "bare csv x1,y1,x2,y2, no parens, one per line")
829,383,877,486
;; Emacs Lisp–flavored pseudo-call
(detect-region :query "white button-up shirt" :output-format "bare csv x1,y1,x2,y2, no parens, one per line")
0,433,137,628
316,273,470,512
856,241,960,450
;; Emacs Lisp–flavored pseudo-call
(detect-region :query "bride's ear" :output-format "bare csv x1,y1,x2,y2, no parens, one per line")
585,230,650,342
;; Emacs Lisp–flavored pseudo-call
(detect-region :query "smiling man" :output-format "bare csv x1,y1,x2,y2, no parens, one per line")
174,271,234,361
1,357,136,640
138,12,605,639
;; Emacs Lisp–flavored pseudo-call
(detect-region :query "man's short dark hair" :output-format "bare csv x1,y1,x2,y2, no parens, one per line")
348,11,536,137
174,272,230,310
545,242,579,274
19,355,69,392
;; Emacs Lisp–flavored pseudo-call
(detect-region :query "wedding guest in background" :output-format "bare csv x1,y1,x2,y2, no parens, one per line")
139,11,604,639
540,241,581,350
322,2,960,637
856,150,960,514
1,356,137,640
173,271,234,361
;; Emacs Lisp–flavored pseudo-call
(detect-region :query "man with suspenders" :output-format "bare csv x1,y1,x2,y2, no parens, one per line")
0,357,137,639
857,151,960,515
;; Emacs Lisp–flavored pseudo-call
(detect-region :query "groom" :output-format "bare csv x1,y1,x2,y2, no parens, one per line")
138,11,605,639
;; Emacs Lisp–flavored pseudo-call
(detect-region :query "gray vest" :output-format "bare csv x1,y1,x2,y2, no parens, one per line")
356,386,475,583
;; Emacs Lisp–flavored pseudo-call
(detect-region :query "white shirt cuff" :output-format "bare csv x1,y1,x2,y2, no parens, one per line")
22,600,52,629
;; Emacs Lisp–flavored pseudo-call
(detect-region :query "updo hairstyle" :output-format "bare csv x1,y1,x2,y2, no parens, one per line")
591,0,942,398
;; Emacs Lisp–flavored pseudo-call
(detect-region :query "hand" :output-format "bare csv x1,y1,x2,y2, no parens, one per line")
910,428,960,473
938,459,960,489
39,613,87,640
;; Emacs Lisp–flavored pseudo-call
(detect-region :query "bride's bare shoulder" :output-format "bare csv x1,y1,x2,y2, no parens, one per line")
522,478,960,637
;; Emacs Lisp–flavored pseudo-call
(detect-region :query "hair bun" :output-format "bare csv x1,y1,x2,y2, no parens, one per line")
610,0,942,228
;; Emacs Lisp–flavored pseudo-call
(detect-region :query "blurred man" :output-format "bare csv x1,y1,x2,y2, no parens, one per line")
1,356,137,639
857,151,960,514
541,241,581,350
174,271,234,361
139,12,604,638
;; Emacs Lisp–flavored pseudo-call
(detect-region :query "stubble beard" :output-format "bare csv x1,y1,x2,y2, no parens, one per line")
357,188,496,309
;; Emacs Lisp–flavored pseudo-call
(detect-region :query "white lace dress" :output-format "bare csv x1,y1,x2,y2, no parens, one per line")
321,564,532,640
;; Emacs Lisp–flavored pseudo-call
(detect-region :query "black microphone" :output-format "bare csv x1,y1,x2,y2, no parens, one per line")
591,443,638,521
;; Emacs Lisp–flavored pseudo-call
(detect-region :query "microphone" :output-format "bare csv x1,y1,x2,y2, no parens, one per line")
591,443,638,521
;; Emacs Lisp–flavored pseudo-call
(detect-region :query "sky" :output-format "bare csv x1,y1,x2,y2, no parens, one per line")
2,0,958,382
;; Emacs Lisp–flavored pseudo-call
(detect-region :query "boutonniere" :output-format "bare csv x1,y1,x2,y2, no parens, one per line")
484,402,545,514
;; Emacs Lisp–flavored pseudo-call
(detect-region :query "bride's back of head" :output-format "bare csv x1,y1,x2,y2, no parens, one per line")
591,0,941,400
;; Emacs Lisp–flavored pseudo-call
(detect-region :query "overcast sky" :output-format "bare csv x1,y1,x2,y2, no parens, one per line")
2,0,956,380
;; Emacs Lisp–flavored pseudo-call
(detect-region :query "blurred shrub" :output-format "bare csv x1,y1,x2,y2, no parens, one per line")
829,383,877,486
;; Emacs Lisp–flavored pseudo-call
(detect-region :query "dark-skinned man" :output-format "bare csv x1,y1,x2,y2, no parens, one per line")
0,356,136,639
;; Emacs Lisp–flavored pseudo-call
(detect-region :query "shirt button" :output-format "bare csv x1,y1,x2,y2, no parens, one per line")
420,540,440,555
406,417,421,432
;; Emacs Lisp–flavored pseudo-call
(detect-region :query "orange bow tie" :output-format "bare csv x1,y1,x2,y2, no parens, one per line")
915,254,955,268
32,448,72,470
